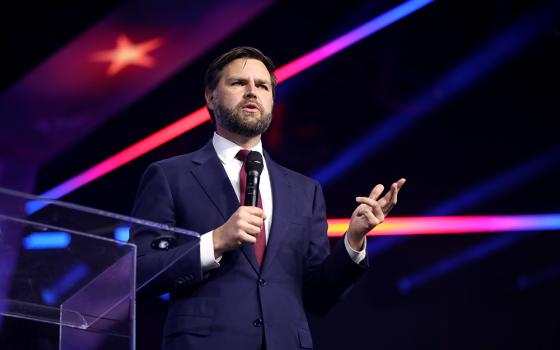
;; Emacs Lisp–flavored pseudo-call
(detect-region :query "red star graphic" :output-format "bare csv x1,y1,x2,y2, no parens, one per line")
91,34,163,76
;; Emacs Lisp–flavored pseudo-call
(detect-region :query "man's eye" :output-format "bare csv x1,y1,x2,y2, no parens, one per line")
232,81,243,86
259,85,269,90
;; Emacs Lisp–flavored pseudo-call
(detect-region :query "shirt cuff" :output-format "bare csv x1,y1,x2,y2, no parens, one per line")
344,233,367,264
200,231,222,272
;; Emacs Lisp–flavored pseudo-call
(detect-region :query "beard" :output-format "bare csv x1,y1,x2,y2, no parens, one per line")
214,100,272,138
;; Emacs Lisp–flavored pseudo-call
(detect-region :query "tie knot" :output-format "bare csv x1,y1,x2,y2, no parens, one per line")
236,149,251,162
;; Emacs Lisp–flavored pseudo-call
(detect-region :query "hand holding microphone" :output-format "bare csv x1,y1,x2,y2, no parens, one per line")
213,151,266,258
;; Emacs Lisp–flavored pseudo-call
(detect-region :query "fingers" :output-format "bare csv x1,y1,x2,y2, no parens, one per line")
235,206,266,231
239,206,267,219
389,183,399,207
355,196,385,220
227,220,260,248
355,196,377,208
359,178,406,216
239,212,265,229
371,200,385,221
238,232,257,244
239,219,263,235
377,183,396,211
362,205,383,226
368,184,384,200
215,206,267,254
348,203,383,237
355,200,385,223
230,231,258,247
385,178,406,211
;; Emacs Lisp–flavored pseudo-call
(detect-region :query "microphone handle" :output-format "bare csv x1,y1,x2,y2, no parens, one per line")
244,171,261,207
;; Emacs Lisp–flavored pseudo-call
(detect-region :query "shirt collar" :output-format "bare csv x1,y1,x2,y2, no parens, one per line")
212,132,264,165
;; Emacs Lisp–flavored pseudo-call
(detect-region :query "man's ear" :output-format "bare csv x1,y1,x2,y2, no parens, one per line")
205,89,215,110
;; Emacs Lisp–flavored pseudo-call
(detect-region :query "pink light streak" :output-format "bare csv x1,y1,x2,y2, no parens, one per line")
40,108,209,201
327,214,560,237
34,0,434,207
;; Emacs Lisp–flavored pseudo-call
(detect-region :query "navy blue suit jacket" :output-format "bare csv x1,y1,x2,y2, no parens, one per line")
131,140,368,350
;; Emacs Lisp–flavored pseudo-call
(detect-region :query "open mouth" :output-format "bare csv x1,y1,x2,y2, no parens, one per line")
241,103,260,112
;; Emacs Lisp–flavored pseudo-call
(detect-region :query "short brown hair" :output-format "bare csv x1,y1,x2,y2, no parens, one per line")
204,47,277,123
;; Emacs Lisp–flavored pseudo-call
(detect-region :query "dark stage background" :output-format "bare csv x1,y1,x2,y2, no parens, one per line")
1,0,559,349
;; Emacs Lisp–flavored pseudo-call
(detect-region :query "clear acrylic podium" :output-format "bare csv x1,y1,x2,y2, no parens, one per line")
0,187,200,349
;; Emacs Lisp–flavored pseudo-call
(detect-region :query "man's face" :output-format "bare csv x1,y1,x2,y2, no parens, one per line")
206,58,274,138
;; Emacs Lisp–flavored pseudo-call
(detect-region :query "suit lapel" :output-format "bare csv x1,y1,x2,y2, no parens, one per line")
190,141,239,222
190,140,260,274
261,153,291,273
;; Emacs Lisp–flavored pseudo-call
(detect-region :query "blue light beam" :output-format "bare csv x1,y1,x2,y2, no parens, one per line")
312,1,560,186
23,232,71,250
42,264,90,305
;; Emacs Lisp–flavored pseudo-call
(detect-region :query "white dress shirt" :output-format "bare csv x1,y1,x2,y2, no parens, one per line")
200,132,365,271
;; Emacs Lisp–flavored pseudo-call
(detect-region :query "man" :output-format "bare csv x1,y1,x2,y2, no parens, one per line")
131,47,405,350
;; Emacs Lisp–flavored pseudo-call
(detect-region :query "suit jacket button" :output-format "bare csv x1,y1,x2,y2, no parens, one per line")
258,278,267,287
173,277,186,288
253,318,263,327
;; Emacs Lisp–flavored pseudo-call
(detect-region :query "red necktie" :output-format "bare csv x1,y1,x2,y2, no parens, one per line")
236,149,266,267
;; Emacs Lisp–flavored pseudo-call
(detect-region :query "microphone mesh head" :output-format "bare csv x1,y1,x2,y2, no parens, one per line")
245,151,264,175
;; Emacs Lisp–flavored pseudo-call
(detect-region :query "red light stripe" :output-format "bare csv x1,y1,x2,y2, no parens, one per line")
42,108,210,199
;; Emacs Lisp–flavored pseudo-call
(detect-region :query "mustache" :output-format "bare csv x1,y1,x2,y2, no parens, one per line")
237,100,264,113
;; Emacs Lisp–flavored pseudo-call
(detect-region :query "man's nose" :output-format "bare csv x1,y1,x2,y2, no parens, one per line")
244,82,257,99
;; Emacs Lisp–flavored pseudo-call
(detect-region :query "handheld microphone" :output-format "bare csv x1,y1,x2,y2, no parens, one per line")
244,151,264,207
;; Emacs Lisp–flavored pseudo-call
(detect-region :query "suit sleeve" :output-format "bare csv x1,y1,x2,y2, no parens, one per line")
130,163,204,297
302,181,369,316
